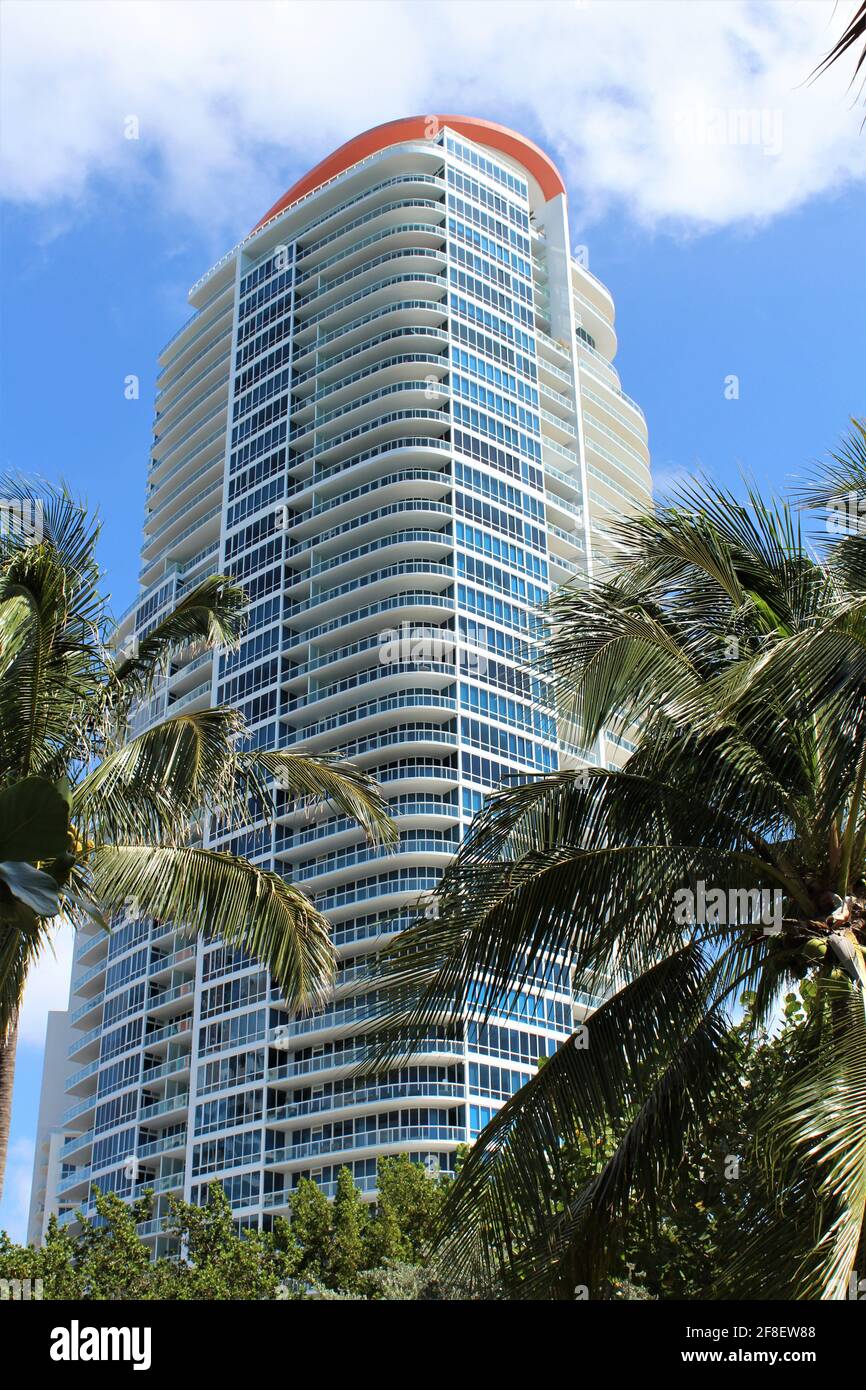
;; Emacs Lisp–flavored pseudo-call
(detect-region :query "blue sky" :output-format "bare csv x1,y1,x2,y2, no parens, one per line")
1,0,865,1239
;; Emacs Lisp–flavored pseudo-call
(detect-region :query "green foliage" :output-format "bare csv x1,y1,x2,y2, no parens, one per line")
0,1191,154,1300
0,776,70,862
74,1192,155,1300
330,1167,369,1294
289,1177,333,1288
583,1001,813,1299
290,1156,450,1297
362,1260,468,1301
0,1162,451,1300
156,1185,301,1300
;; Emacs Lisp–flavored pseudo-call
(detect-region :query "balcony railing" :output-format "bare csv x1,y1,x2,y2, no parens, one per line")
267,1080,463,1124
266,1124,464,1166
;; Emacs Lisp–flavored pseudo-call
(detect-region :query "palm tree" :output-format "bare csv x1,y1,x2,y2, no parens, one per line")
810,2,866,109
373,424,866,1299
0,480,394,1196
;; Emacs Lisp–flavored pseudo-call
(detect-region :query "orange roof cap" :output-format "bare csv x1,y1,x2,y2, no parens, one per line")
251,115,565,233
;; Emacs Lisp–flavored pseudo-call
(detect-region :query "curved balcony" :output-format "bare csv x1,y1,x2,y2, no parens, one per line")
166,678,213,714
156,325,232,408
291,831,458,888
296,246,447,319
286,464,450,539
284,621,455,688
583,404,650,475
75,929,109,968
292,296,448,369
265,1124,464,1170
283,592,454,657
276,797,458,861
292,355,448,432
269,1038,462,1090
293,325,449,395
146,454,224,533
139,1091,190,1124
296,210,446,285
67,1023,102,1061
298,197,444,272
540,407,578,448
139,505,221,583
66,1058,100,1094
286,661,455,721
292,170,445,262
137,1130,186,1161
281,689,457,752
290,409,449,482
290,380,448,451
142,483,223,557
62,1093,97,1127
585,437,647,497
285,559,453,628
71,955,108,996
294,168,447,261
158,302,233,382
158,278,233,370
325,723,459,767
294,271,447,350
133,1170,185,1199
287,439,450,516
152,374,231,458
286,530,451,599
267,1080,463,1127
372,760,459,793
70,992,104,1028
142,1054,191,1087
146,979,196,1018
61,1128,94,1159
57,1165,91,1195
286,501,452,576
155,347,231,422
263,1175,378,1208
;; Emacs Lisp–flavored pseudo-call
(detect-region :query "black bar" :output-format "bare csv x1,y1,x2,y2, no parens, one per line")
2,1295,860,1375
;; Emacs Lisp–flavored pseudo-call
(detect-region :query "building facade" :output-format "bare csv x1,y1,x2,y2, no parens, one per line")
31,117,651,1248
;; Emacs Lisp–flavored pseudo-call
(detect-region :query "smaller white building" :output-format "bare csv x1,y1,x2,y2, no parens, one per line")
27,1011,75,1245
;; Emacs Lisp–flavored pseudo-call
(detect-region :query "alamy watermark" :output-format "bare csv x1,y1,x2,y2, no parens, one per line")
378,621,488,677
826,491,866,536
0,1277,43,1300
50,1322,151,1371
674,105,783,158
0,497,43,546
673,881,783,934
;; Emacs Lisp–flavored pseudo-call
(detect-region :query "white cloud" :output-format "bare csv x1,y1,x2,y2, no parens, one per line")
17,926,74,1047
1,0,864,243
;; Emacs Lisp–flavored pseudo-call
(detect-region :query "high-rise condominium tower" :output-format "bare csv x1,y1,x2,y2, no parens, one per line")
29,117,651,1250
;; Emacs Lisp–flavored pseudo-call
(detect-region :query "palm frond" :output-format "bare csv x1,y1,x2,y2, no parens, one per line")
87,844,335,1009
239,749,396,847
430,945,733,1296
809,3,866,95
0,593,35,684
370,766,788,1068
797,418,866,512
72,707,249,844
112,576,246,697
755,977,866,1299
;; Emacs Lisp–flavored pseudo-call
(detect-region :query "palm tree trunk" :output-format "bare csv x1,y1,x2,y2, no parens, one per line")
0,1010,19,1203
